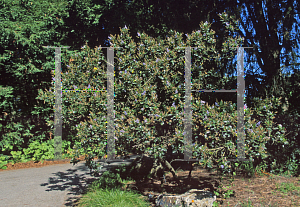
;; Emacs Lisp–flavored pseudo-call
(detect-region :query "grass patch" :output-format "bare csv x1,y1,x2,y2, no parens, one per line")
76,187,151,207
75,164,152,207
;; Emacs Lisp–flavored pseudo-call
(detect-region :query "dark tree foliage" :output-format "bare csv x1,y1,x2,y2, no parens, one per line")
234,0,300,112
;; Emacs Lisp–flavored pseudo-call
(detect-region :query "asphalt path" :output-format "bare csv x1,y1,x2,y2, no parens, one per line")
0,155,140,207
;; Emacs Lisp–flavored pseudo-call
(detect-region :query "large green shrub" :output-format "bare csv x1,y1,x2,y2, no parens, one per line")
35,12,288,178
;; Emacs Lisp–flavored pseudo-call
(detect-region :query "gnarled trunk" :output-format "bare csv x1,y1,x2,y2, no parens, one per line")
126,154,182,187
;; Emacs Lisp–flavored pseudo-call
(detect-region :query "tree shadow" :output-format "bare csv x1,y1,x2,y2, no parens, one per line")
40,162,100,206
40,156,141,206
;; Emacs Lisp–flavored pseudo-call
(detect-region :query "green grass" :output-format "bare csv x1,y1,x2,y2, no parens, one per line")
75,164,152,207
76,187,151,207
275,181,300,197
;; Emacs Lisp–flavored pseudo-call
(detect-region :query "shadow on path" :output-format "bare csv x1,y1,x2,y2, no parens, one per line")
40,155,141,206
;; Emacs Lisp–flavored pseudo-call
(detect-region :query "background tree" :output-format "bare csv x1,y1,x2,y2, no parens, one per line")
0,0,75,153
233,0,300,114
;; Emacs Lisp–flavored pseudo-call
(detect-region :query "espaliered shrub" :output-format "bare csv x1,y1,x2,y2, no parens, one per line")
36,12,287,178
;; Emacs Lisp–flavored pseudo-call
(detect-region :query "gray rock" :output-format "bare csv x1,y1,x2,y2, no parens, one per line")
155,189,216,207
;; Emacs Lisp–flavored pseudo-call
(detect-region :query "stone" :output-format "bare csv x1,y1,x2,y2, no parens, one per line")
155,189,216,207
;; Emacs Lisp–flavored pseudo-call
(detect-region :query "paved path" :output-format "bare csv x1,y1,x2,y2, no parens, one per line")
0,155,140,207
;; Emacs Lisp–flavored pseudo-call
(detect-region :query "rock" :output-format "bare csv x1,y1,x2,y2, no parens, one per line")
155,189,216,207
